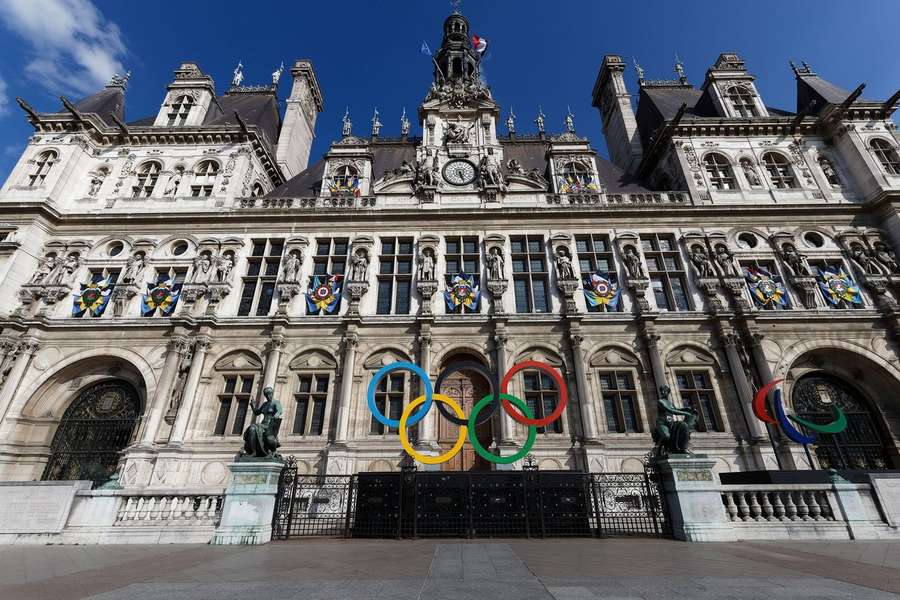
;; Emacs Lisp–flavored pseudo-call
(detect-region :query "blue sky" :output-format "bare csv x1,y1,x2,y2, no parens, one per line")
0,0,898,183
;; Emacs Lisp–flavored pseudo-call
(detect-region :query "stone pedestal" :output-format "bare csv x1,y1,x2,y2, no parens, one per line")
656,454,734,542
211,459,283,545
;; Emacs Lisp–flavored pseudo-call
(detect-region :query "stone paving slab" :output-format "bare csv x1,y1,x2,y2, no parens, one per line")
1,539,899,599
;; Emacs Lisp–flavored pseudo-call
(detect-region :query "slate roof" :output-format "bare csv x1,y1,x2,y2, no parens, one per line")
796,74,870,115
71,86,125,127
635,86,703,148
203,91,282,154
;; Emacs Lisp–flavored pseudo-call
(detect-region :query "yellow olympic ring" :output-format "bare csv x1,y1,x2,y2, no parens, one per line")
399,393,467,465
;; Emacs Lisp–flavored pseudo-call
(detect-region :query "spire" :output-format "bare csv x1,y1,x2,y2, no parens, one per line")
371,107,382,137
400,107,410,136
342,107,352,137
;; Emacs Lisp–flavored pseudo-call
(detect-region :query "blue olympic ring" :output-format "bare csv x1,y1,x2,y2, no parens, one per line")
367,361,433,428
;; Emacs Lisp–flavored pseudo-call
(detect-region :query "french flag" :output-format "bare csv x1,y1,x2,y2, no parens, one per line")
472,34,488,55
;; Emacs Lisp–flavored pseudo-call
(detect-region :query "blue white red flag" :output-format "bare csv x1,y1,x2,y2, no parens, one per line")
472,34,488,55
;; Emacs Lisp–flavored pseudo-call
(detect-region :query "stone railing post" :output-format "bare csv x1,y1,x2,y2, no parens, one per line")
656,455,735,541
212,459,284,545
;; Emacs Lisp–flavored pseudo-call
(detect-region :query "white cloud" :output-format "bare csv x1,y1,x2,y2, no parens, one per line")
0,0,127,97
0,75,8,116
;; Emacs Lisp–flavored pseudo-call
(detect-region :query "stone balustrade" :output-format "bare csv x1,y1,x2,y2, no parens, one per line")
721,485,835,523
115,493,223,527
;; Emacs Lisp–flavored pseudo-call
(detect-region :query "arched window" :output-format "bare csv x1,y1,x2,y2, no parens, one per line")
131,161,161,198
703,153,736,190
793,373,891,470
191,161,219,197
870,138,900,175
42,380,142,485
725,86,758,117
328,165,360,195
27,150,58,186
817,156,841,186
167,94,195,127
559,161,596,193
762,152,796,189
251,182,265,197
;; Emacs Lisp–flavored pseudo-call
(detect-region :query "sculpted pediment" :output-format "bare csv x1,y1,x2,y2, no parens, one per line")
289,349,337,370
589,348,641,368
214,350,262,372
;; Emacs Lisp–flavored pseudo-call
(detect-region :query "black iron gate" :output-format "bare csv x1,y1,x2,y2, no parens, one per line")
272,459,670,540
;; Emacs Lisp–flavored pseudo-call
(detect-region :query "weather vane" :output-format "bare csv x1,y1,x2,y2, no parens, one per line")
450,0,462,14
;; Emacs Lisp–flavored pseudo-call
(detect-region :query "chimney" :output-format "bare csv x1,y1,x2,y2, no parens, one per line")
592,55,643,174
276,59,324,179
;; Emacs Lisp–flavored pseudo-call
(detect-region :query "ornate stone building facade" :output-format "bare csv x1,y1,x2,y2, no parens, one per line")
0,12,899,492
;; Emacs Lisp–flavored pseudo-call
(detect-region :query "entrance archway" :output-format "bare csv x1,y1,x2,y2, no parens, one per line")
42,380,142,485
792,373,892,470
437,353,493,471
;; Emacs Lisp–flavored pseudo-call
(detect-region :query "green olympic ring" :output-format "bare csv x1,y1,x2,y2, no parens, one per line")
467,392,537,464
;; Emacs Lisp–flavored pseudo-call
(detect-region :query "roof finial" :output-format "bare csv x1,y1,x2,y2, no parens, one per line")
674,54,686,82
632,57,645,81
107,70,131,89
342,107,352,137
450,0,462,14
565,105,575,133
272,61,285,86
232,61,244,87
506,107,516,135
789,60,800,77
535,106,545,134
400,107,410,136
371,107,382,137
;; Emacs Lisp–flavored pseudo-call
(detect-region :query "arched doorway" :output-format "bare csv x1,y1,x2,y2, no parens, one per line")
42,380,142,485
437,354,494,471
792,373,892,470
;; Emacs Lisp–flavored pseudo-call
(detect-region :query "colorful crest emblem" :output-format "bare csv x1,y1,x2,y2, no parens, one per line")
329,174,361,197
142,278,181,316
72,276,113,318
744,265,787,307
817,268,862,306
307,274,343,313
582,272,620,309
444,273,480,311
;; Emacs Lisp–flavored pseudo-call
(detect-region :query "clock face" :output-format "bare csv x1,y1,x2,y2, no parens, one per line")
442,159,477,186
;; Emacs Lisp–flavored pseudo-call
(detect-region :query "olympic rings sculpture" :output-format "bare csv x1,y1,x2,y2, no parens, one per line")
366,360,568,465
753,379,848,445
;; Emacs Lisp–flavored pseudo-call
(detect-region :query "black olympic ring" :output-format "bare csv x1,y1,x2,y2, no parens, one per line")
434,361,500,426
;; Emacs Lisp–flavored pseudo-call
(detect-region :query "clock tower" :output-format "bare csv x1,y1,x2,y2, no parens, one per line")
413,10,505,203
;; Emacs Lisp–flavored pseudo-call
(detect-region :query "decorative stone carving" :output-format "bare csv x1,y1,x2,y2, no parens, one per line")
120,252,147,285
425,79,491,109
444,117,475,145
478,154,507,196
418,247,436,281
165,343,194,425
778,242,812,277
713,243,739,277
414,149,439,202
689,244,716,278
487,246,505,281
350,249,369,282
740,158,761,187
621,244,645,279
280,249,303,284
485,235,508,315
554,245,576,281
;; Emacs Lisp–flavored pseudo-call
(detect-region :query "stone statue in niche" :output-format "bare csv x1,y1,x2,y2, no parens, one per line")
88,170,108,196
45,253,80,286
714,244,739,277
120,252,147,285
350,249,369,282
622,245,645,279
488,247,505,280
164,167,183,196
30,255,57,284
740,159,761,187
241,386,283,460
215,252,234,283
190,251,214,284
779,243,811,277
281,250,302,283
443,117,474,145
555,246,575,280
874,241,899,274
651,384,698,457
415,151,437,188
418,247,436,280
165,349,193,424
848,242,884,275
479,155,506,190
690,245,716,278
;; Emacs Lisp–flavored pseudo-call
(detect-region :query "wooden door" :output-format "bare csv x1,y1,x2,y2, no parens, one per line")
438,368,493,471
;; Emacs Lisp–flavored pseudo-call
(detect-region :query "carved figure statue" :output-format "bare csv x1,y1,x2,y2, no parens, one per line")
88,170,107,196
849,242,883,275
740,159,761,187
690,245,716,278
272,62,284,86
555,247,575,280
350,249,369,282
215,253,234,283
400,108,410,136
397,160,413,176
166,349,193,423
874,241,899,274
163,168,182,196
190,252,213,284
651,384,698,457
507,159,524,175
281,250,302,283
527,168,546,185
534,108,545,134
714,244,739,277
622,245,645,279
819,157,839,185
488,246,505,280
232,61,244,87
479,155,505,190
120,252,146,285
241,386,283,459
45,253,80,286
30,255,57,284
415,151,437,188
418,248,435,280
341,108,352,137
565,108,575,133
444,117,473,145
780,243,811,277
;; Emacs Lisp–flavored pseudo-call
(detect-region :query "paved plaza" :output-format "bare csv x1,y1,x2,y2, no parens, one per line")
2,538,900,599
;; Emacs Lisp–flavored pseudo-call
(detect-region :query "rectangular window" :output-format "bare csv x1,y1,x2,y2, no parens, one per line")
511,235,550,313
740,260,789,311
808,259,864,310
575,233,621,313
237,238,284,316
641,234,690,311
376,237,413,315
599,371,640,433
370,373,405,435
308,237,350,315
292,373,329,436
445,235,481,314
523,371,562,434
214,374,255,435
675,370,722,432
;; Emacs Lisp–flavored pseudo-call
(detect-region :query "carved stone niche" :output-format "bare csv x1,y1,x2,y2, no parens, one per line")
111,238,158,316
615,233,650,313
275,235,309,315
181,237,244,315
416,234,440,317
485,233,508,315
17,239,90,315
345,235,373,317
550,233,578,315
836,229,895,308
681,232,723,312
769,232,817,309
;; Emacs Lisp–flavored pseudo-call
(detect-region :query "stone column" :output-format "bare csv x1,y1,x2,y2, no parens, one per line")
639,321,667,392
140,334,190,446
334,333,359,443
719,329,767,443
495,331,516,444
168,336,211,445
262,335,285,390
0,339,38,424
569,331,599,442
417,331,438,446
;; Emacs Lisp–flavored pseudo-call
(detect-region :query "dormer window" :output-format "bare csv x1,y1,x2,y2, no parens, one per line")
191,161,219,197
558,161,597,193
703,153,736,190
725,86,758,118
251,182,265,197
762,152,796,189
27,150,58,186
871,139,900,175
328,165,361,196
167,94,194,127
131,161,161,198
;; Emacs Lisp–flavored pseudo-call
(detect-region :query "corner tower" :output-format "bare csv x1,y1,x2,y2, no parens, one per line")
592,55,643,174
276,59,324,179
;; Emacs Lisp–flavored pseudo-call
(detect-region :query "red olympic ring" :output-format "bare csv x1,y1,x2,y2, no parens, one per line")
500,360,568,427
752,379,780,424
